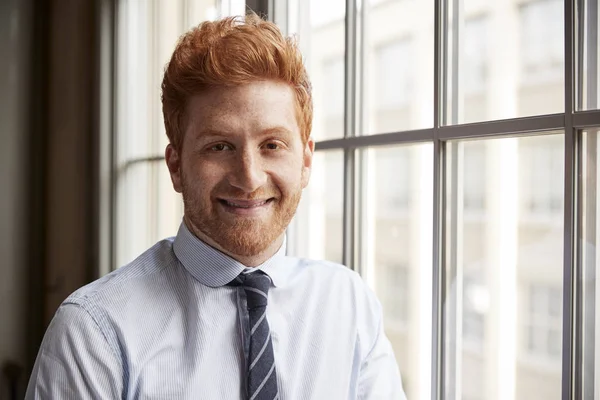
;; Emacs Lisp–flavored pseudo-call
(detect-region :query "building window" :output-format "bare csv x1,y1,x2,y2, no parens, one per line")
322,57,345,117
381,265,409,326
520,138,564,216
320,57,346,139
464,17,488,95
375,39,412,110
526,284,562,359
463,142,486,212
520,0,563,85
463,275,487,349
375,148,410,214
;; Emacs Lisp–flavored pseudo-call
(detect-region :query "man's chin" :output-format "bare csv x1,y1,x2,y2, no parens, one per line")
186,211,288,257
216,234,276,257
208,220,281,255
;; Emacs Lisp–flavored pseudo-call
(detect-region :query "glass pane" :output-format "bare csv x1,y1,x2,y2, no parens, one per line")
445,0,564,125
360,144,433,399
287,0,346,141
115,0,243,268
287,150,344,264
578,0,600,110
580,128,600,398
444,134,564,400
116,0,237,163
362,0,434,134
116,161,183,267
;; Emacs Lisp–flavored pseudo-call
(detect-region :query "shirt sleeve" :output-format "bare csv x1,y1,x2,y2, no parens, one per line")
357,291,407,400
25,303,124,399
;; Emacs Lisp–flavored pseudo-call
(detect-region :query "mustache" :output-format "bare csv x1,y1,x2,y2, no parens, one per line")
180,177,279,199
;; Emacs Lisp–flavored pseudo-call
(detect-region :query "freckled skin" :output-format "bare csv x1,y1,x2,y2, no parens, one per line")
165,80,315,267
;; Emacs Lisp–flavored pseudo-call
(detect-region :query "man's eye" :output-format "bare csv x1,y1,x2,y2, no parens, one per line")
264,142,279,150
210,143,230,152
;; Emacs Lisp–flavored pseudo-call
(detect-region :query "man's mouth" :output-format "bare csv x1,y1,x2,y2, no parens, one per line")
218,198,275,209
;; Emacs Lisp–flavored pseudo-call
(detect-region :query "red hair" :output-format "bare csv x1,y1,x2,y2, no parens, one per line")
161,14,313,151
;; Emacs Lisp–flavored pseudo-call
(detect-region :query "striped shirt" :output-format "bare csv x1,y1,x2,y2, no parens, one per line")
26,222,406,399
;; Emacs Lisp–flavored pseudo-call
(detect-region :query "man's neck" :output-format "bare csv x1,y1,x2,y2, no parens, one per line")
183,216,284,267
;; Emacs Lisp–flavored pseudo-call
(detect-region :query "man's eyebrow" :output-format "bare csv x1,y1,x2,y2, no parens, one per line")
260,127,294,136
194,127,294,138
193,128,233,139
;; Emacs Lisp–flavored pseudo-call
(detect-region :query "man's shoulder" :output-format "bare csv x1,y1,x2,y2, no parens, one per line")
64,237,179,308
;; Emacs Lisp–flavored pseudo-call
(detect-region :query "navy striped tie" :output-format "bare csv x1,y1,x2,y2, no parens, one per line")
232,272,278,400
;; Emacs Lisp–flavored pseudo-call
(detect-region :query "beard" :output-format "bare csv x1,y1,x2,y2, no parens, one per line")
181,177,302,257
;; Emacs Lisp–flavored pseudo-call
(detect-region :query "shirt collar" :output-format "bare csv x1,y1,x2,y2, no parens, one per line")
173,221,292,288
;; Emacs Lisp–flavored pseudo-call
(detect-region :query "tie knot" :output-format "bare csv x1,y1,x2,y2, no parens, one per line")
230,271,272,310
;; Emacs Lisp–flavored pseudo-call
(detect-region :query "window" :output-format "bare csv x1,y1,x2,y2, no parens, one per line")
282,0,592,397
520,136,564,217
463,275,486,348
464,17,487,95
287,151,344,264
375,40,412,110
374,147,410,214
463,142,485,212
109,0,600,398
579,0,600,111
444,135,563,400
361,144,433,400
517,0,564,117
446,0,564,124
381,265,409,326
520,0,564,85
309,0,345,27
114,0,244,266
580,128,600,398
322,58,345,118
291,0,346,141
526,285,562,360
363,0,434,133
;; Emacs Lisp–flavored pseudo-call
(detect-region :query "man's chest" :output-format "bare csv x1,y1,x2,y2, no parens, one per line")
120,300,361,400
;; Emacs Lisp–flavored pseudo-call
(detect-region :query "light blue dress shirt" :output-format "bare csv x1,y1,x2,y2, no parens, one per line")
26,222,406,399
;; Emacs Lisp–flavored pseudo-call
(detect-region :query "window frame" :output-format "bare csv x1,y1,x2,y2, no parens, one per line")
102,0,600,398
274,1,600,399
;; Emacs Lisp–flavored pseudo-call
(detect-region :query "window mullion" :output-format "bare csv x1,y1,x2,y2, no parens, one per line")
343,0,358,270
432,137,445,400
433,0,446,398
563,0,577,399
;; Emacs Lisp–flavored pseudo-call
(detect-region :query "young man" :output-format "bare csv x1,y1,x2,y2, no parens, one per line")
26,14,406,399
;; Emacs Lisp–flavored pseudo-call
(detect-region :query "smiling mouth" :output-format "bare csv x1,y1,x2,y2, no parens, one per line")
218,198,275,208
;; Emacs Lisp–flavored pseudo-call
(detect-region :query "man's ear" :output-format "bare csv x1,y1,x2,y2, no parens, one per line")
301,137,315,189
165,144,183,193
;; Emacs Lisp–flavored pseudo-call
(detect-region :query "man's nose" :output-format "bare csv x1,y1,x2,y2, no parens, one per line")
228,149,268,193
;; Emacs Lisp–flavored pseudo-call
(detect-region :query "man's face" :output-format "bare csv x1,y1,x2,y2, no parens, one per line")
166,80,314,258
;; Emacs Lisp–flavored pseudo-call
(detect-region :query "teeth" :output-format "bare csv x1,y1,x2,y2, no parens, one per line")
225,200,267,208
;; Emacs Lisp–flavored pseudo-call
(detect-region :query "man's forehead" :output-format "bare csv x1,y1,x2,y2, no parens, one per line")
184,83,300,136
190,81,295,102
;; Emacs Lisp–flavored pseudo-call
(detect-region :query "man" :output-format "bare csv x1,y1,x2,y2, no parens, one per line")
26,14,406,399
